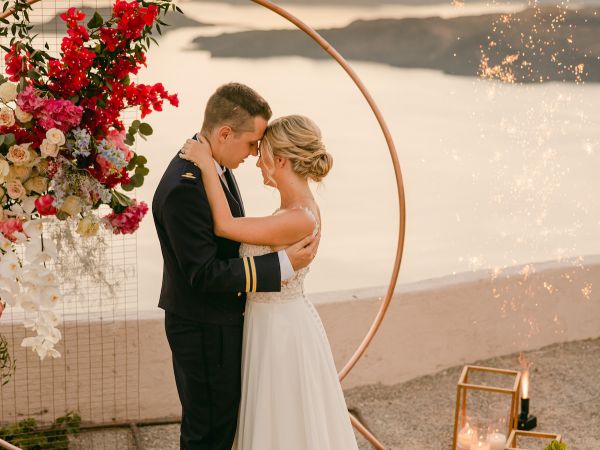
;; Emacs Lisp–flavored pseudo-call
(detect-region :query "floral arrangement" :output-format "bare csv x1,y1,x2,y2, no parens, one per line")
0,0,180,359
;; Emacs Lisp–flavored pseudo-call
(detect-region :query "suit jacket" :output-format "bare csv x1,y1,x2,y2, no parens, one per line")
152,150,282,325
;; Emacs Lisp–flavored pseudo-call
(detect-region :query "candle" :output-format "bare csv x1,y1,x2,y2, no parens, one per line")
457,425,473,450
487,432,507,450
471,441,490,450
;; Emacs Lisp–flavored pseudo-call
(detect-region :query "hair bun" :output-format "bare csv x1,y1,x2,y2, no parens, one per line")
307,148,333,182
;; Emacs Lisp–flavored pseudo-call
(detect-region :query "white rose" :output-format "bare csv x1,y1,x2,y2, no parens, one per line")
6,180,26,200
46,128,66,146
11,164,31,181
7,144,32,165
0,206,4,220
15,106,33,123
0,107,15,127
0,82,18,103
40,139,60,158
59,195,82,218
0,185,5,202
0,157,9,182
24,176,48,194
76,215,100,237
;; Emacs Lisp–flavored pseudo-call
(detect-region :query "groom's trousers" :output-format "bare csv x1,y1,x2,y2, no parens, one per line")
165,312,243,450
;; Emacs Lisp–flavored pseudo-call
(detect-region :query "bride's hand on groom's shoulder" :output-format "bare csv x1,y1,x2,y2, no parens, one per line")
285,231,321,271
179,138,213,169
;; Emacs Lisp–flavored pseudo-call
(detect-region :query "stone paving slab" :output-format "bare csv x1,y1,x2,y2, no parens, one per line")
64,337,600,449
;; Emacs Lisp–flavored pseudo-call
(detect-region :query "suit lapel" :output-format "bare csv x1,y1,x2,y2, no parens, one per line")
219,177,243,218
224,169,245,216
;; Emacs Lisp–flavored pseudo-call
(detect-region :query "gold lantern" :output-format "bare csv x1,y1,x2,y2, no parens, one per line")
453,366,521,450
504,430,562,449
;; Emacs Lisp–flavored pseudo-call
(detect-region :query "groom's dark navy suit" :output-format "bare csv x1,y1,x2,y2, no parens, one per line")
152,147,281,450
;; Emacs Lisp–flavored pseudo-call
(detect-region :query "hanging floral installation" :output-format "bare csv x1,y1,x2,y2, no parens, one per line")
0,0,180,359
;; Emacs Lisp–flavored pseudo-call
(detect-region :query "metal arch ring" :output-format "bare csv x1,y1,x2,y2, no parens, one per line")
249,1,407,448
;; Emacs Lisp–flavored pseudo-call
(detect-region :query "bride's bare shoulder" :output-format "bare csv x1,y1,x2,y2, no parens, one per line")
276,205,319,232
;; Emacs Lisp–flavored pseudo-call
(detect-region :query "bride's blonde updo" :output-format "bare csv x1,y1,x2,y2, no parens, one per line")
261,115,333,183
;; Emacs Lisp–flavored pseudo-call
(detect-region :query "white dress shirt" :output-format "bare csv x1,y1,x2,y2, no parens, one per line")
213,159,294,281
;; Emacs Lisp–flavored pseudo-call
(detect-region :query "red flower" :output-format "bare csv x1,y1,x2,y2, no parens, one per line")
0,218,24,241
104,200,148,235
4,45,26,82
125,82,179,118
99,27,121,52
88,166,130,189
113,0,158,41
60,7,86,24
35,195,58,216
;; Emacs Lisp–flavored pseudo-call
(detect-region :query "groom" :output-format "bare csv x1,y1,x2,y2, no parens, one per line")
152,83,319,450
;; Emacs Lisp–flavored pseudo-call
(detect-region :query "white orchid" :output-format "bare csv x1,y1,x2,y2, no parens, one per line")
38,287,60,308
0,234,12,252
26,267,58,287
1,213,63,360
0,287,18,307
8,203,23,215
20,298,40,312
0,250,21,278
21,335,61,359
22,196,37,215
39,310,60,328
11,231,28,244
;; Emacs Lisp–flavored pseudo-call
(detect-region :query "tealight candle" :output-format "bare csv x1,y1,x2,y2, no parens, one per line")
487,432,507,450
457,424,473,450
471,443,490,450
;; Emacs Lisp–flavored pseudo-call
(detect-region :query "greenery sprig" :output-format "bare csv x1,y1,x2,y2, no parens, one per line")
0,333,15,386
0,411,81,450
545,440,567,450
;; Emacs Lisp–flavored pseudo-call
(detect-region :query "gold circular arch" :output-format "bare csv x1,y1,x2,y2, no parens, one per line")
249,1,407,448
0,1,407,448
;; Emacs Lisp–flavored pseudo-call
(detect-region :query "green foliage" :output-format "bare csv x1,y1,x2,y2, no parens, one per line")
86,11,104,29
0,333,15,386
122,139,150,191
111,190,134,212
545,440,567,450
0,412,81,450
0,133,16,155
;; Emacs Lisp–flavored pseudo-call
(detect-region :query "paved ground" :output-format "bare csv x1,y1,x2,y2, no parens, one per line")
68,337,600,450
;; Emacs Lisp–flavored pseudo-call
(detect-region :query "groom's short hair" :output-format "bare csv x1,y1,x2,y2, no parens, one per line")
201,83,272,135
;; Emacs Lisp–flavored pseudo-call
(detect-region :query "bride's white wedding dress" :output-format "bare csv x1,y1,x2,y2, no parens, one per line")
232,209,359,450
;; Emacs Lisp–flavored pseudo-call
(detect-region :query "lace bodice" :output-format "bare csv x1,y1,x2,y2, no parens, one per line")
240,207,319,303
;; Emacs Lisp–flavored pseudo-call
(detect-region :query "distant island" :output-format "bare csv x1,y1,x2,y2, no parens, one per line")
192,7,600,83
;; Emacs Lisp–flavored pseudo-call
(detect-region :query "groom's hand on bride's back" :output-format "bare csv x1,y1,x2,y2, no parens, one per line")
285,232,321,271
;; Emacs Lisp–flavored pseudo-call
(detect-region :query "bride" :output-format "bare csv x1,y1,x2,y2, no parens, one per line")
180,114,359,450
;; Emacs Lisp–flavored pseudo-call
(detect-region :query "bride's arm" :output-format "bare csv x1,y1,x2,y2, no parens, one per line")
180,139,316,247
